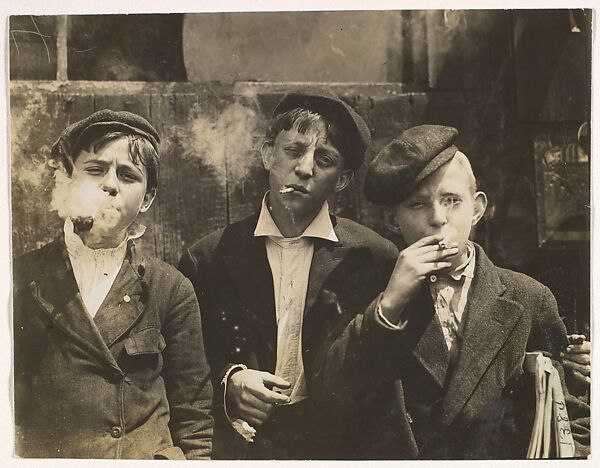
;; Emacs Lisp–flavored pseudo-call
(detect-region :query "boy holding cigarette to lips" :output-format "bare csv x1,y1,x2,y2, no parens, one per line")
179,89,398,459
315,125,589,459
13,110,213,459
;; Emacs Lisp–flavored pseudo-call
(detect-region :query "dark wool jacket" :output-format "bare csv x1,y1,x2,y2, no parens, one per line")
179,212,398,459
313,243,590,460
13,238,213,459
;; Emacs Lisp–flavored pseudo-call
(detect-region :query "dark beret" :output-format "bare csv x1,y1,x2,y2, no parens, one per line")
50,109,160,163
273,88,371,170
364,125,459,205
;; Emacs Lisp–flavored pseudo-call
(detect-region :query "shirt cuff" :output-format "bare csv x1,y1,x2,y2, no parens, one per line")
221,364,257,442
375,293,408,330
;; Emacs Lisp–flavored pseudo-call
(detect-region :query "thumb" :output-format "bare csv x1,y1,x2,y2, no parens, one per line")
261,372,291,389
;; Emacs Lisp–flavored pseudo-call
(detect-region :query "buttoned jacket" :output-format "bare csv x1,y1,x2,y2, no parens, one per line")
13,238,213,459
178,212,398,458
314,243,589,459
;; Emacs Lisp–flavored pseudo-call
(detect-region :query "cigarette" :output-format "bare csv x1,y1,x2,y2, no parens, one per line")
73,216,94,232
279,187,294,194
438,241,448,249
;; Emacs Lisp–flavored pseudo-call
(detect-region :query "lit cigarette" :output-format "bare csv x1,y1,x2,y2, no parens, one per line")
73,216,94,232
279,187,294,194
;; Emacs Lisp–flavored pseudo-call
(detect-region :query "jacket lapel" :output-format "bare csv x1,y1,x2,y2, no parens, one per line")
93,243,147,348
28,239,120,370
222,216,277,355
301,236,349,346
409,288,451,389
438,245,523,426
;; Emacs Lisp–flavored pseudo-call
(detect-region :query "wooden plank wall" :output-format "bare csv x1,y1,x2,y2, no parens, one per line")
11,81,479,266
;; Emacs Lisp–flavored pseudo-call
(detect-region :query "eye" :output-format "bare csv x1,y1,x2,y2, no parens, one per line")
408,200,426,209
85,166,104,175
284,146,302,157
316,154,336,168
119,171,141,183
442,195,462,207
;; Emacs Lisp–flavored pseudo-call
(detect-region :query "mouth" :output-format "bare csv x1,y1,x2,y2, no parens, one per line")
280,184,309,194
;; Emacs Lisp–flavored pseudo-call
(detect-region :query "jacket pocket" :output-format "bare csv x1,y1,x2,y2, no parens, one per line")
153,445,186,460
124,327,166,356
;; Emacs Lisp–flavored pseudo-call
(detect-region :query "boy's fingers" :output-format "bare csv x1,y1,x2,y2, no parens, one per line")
568,334,587,345
420,262,452,274
562,359,591,376
415,244,459,257
411,234,446,249
566,342,591,354
572,370,591,386
241,392,275,414
262,372,291,389
561,351,590,365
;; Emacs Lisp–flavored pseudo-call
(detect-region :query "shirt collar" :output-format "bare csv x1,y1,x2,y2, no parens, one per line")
63,217,146,257
254,192,338,242
447,240,476,281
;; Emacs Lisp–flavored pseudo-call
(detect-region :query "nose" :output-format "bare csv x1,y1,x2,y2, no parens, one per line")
294,151,314,179
101,170,118,196
429,201,448,227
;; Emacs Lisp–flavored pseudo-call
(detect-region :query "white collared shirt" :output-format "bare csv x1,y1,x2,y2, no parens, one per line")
429,241,476,350
63,218,145,318
254,194,338,403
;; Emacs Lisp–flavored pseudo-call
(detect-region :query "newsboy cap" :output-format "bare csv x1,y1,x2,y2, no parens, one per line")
364,124,460,205
51,109,160,164
273,88,371,170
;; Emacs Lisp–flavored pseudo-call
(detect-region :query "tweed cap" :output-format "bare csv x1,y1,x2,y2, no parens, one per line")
273,88,371,170
364,125,460,205
50,109,160,165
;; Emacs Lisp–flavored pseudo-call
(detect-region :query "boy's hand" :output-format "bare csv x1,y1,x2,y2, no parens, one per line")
380,234,458,324
561,335,591,385
226,369,291,427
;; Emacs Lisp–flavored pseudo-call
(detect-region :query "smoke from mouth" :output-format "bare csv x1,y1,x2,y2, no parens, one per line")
49,162,112,228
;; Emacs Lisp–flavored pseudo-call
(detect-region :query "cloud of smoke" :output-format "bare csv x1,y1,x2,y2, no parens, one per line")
49,164,111,220
177,98,265,184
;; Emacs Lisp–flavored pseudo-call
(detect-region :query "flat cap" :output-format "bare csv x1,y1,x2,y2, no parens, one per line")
51,109,160,163
273,88,371,170
364,124,459,205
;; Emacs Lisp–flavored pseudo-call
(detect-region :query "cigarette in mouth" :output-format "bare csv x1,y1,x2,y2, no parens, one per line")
73,216,94,232
279,187,294,194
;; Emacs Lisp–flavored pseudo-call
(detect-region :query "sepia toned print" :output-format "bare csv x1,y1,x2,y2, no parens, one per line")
10,10,590,460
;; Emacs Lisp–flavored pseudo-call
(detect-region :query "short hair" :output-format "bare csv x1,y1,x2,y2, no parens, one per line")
70,129,159,193
452,151,478,194
265,108,349,169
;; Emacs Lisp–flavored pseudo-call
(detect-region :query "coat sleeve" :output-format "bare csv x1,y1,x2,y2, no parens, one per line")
178,246,236,411
161,275,214,459
527,285,590,457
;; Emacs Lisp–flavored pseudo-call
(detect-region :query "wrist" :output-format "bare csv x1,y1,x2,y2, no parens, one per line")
380,293,408,323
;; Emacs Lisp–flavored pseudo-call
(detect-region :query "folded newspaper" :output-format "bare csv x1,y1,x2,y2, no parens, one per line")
524,352,575,458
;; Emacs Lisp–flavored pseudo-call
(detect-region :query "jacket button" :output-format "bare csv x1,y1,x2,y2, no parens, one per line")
406,412,413,424
110,426,123,438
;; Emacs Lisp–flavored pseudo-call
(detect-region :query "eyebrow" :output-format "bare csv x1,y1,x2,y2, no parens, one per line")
82,157,144,175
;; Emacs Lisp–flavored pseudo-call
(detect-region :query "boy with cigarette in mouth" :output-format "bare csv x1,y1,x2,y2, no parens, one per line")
179,89,398,459
316,125,589,459
13,110,213,459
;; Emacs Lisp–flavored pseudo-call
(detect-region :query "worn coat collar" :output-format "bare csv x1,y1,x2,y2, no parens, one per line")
221,211,350,369
409,243,523,426
28,236,148,372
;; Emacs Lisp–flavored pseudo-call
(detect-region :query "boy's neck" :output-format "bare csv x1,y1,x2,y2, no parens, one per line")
267,193,319,238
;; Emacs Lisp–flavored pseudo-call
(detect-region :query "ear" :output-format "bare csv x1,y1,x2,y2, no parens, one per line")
139,188,156,213
471,191,488,226
334,169,354,192
380,206,402,233
260,141,275,171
